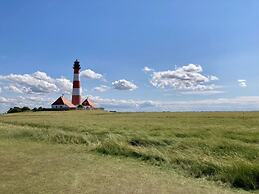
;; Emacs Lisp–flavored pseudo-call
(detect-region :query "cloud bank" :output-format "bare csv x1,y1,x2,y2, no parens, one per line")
91,96,259,112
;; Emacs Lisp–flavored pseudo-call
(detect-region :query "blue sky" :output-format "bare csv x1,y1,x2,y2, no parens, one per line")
0,0,259,112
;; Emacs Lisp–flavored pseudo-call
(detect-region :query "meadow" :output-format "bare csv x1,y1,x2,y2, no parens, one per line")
0,111,259,193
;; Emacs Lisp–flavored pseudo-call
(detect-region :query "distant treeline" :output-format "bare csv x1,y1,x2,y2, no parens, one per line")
7,106,105,114
7,107,66,114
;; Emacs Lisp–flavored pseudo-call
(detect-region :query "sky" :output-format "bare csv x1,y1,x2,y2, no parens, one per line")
0,0,259,112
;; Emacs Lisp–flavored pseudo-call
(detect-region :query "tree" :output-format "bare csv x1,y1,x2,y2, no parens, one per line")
22,107,31,112
7,107,22,114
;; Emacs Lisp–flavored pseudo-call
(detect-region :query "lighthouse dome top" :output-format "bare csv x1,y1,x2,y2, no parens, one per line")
73,59,81,69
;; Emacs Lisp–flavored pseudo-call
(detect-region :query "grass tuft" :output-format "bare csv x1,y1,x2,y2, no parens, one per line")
222,162,259,190
174,158,220,178
128,137,172,147
96,135,169,165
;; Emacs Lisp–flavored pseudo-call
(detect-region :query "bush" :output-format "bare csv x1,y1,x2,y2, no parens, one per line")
21,107,31,112
7,107,22,114
38,107,44,111
7,106,31,114
32,107,38,112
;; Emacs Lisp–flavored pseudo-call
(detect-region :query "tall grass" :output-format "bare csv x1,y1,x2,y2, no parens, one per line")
0,111,259,190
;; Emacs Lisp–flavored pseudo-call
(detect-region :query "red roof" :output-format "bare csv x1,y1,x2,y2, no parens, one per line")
52,96,76,108
82,98,95,108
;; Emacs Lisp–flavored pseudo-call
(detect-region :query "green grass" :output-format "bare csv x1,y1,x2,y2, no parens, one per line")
0,111,259,193
0,140,245,194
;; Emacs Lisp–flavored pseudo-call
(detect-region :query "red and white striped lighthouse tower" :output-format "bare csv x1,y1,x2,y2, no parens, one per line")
72,59,81,105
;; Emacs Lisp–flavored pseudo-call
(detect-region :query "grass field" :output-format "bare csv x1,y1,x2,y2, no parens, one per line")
0,111,259,193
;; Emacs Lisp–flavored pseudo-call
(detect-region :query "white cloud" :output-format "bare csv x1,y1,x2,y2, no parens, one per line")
238,80,247,88
112,79,138,91
150,64,219,92
0,94,55,108
1,94,55,108
55,78,73,94
2,92,259,112
91,96,259,112
32,71,53,82
0,87,1,93
209,76,219,81
18,95,54,104
0,96,9,103
4,85,32,94
93,85,110,92
81,69,103,80
182,64,203,72
143,66,154,73
0,95,53,110
91,96,155,109
0,71,72,94
0,72,57,93
181,90,224,95
5,85,23,93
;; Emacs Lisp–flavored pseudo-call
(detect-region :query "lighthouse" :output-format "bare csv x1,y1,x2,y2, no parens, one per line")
51,59,98,110
72,59,81,105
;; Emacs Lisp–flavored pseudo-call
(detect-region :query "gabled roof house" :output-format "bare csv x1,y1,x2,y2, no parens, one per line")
52,96,76,109
82,98,95,109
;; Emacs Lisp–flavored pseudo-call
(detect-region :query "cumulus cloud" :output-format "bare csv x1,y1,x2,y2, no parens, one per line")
143,66,154,73
112,79,138,91
0,71,72,94
32,71,53,82
238,80,247,88
150,64,219,92
81,69,103,80
4,85,32,94
93,85,110,92
55,78,73,94
0,72,57,93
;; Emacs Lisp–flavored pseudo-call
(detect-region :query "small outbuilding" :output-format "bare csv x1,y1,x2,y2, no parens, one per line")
52,96,76,110
82,98,95,109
